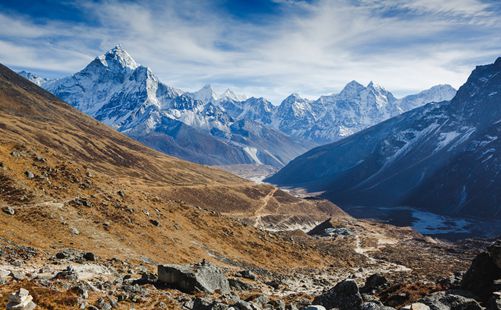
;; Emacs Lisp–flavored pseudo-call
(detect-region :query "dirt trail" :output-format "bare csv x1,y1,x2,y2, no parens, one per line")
254,188,277,216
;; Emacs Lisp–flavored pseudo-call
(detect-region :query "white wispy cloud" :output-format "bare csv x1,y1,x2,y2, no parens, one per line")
0,0,500,103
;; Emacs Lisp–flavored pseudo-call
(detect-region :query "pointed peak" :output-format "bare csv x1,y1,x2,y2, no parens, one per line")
97,45,138,70
338,80,365,97
284,92,303,101
191,84,218,102
200,84,213,91
346,80,364,88
219,88,247,102
367,81,384,90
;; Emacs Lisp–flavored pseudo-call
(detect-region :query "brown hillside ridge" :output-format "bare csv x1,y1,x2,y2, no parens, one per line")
0,64,483,309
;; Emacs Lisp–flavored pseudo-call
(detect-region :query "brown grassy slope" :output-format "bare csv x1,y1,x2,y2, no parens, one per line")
0,63,347,271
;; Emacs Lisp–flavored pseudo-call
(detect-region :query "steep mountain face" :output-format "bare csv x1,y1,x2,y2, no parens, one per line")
267,57,501,220
37,46,308,168
273,82,457,144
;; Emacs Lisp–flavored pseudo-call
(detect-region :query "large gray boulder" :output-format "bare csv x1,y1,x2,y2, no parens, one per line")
158,261,230,294
419,291,482,310
312,279,363,310
461,240,501,300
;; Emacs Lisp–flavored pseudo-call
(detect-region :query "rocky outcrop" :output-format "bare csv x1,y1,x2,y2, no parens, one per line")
157,261,230,294
419,291,482,310
461,240,501,300
308,218,352,237
313,279,363,310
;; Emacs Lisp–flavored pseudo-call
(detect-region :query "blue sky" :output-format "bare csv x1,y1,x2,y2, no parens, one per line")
0,0,500,103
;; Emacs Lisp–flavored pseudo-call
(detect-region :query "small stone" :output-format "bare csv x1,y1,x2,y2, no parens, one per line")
237,269,256,280
10,150,22,157
10,271,26,281
149,219,160,226
54,266,78,280
83,252,96,261
304,306,327,310
266,279,281,289
55,252,68,259
70,227,80,235
2,206,15,215
25,171,35,179
72,197,92,207
118,190,125,198
410,303,430,310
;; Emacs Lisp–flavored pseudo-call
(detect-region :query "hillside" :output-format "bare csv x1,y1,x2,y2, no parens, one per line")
0,62,350,263
267,57,501,222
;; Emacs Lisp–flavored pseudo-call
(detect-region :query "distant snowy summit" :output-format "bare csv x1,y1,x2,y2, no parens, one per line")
17,45,456,167
17,70,52,87
274,81,456,143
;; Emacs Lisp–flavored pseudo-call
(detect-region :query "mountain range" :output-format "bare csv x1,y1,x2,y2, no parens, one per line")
268,57,501,221
0,61,489,310
19,45,456,168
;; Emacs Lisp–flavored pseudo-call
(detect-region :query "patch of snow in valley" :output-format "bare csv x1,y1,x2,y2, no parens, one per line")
411,209,471,235
243,146,262,165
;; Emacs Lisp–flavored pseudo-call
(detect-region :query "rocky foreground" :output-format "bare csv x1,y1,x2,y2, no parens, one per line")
0,236,499,310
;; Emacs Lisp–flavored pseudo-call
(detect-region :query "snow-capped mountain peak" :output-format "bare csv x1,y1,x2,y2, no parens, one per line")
220,88,246,102
398,84,457,112
17,71,51,86
97,45,139,71
191,84,218,102
337,80,365,98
